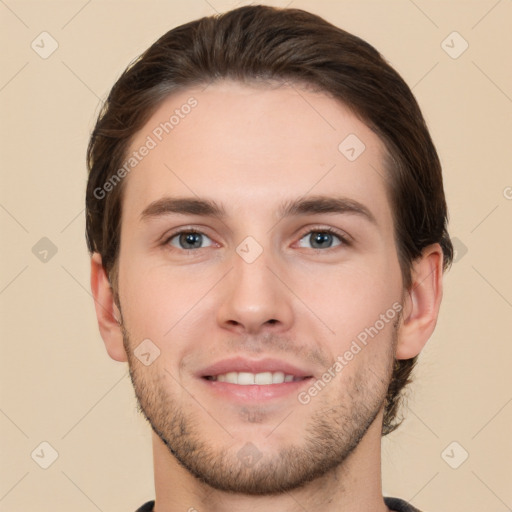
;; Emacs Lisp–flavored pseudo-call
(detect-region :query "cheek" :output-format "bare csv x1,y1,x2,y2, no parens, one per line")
117,257,173,341
117,227,403,364
118,254,218,348
295,256,402,343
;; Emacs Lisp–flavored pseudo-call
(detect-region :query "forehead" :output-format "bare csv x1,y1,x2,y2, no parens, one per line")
122,80,392,225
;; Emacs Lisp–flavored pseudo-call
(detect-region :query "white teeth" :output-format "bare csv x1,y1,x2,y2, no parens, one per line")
272,371,285,384
225,372,238,384
255,372,273,385
237,372,255,385
211,371,299,385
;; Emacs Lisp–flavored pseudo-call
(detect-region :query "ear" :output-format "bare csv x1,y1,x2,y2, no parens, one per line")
396,243,444,360
90,253,127,362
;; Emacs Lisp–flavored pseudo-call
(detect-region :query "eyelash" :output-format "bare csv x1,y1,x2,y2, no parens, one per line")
162,226,351,251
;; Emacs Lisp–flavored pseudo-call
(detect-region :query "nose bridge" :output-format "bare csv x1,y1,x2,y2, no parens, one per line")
240,249,272,290
232,239,276,308
216,238,293,333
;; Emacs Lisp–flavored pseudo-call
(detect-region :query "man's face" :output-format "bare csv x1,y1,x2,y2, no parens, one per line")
116,81,405,493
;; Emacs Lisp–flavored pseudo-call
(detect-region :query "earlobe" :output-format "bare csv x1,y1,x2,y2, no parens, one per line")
90,253,128,362
396,244,444,360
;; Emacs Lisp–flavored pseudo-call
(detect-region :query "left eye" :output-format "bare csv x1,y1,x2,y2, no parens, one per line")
168,231,214,250
297,230,343,249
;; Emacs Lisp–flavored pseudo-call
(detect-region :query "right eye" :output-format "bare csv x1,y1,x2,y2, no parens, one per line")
166,231,214,250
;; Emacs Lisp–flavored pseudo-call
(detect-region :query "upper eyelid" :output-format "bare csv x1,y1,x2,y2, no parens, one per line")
162,225,214,241
297,225,349,239
164,228,215,247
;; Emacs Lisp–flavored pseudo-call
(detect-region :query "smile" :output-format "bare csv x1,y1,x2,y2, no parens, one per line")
205,371,307,385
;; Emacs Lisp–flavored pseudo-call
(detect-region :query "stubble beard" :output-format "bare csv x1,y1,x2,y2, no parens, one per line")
122,325,396,495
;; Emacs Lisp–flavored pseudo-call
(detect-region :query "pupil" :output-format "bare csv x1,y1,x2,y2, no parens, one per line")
312,232,332,248
181,232,201,248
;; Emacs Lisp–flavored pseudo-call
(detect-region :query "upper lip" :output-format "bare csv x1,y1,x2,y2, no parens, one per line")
198,357,314,378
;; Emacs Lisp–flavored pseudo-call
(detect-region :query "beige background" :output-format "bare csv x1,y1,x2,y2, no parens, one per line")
1,0,511,510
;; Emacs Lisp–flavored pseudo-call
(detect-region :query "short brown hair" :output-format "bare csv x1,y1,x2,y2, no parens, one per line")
86,5,453,435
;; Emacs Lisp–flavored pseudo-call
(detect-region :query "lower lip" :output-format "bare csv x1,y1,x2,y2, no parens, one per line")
200,377,313,401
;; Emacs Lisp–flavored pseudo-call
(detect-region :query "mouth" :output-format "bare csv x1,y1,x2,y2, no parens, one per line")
198,357,314,401
204,371,307,385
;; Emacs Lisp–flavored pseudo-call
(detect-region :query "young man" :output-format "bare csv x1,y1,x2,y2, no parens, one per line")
87,5,453,512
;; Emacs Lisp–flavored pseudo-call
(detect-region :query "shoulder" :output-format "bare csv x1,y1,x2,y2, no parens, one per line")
136,498,422,511
384,496,424,512
135,501,155,512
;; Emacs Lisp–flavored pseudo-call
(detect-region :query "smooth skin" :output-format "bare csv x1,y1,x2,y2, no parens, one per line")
91,81,443,512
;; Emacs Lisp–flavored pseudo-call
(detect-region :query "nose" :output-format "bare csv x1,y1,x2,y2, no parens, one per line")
216,246,294,336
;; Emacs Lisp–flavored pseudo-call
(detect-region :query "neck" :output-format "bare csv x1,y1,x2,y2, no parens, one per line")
151,417,390,512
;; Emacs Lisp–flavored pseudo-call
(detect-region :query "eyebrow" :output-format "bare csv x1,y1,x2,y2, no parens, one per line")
140,195,377,225
140,197,226,221
278,195,377,225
